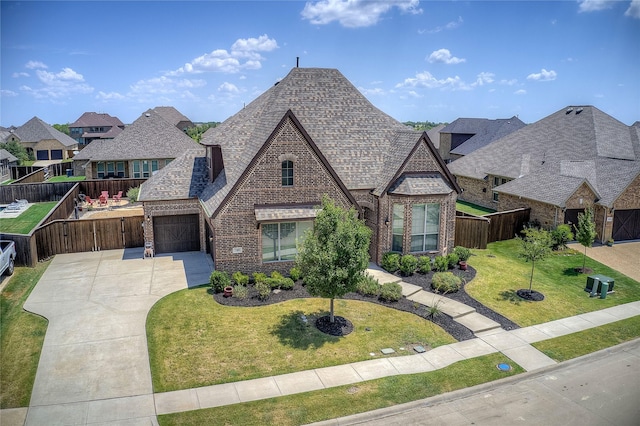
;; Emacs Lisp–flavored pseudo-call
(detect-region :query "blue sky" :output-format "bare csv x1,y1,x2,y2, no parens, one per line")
1,0,639,128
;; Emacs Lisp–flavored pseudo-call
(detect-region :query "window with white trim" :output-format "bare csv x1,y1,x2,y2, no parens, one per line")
410,203,440,252
262,221,312,262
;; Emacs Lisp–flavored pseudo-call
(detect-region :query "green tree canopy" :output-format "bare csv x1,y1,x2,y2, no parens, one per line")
296,196,372,323
518,227,553,293
575,207,597,272
186,122,219,142
3,140,32,164
53,123,70,135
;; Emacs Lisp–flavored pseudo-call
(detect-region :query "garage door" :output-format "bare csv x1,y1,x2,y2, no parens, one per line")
153,214,200,253
612,209,640,241
564,209,584,229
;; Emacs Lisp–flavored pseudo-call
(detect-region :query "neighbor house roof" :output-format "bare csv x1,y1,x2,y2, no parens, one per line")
426,124,445,149
70,112,124,128
153,106,192,128
0,148,18,162
444,116,526,156
448,106,640,208
73,109,203,161
14,117,78,147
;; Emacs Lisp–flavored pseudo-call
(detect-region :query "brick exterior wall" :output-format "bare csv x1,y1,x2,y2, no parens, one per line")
143,199,206,252
456,176,493,208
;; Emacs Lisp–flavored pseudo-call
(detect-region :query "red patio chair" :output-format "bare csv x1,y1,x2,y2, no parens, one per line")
113,191,123,204
101,190,109,199
99,194,108,206
84,196,94,207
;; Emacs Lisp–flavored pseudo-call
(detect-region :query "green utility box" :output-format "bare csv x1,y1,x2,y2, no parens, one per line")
585,274,615,294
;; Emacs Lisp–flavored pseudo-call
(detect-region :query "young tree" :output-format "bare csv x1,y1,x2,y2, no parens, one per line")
575,207,597,272
296,196,371,323
3,140,32,164
518,227,552,294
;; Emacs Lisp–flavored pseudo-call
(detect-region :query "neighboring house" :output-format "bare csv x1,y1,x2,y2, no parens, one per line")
426,124,446,150
69,112,125,146
439,116,526,162
153,106,193,132
72,108,203,179
448,106,640,243
139,67,460,274
0,126,20,144
12,117,78,162
0,149,18,182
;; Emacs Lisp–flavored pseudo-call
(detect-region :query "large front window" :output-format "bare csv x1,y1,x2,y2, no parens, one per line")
411,203,440,252
392,204,404,252
262,221,312,262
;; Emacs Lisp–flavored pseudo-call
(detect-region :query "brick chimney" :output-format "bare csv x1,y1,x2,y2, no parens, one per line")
209,145,224,182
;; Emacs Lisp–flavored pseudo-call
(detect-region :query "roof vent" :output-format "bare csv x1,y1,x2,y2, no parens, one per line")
576,107,583,114
145,113,151,117
566,108,574,114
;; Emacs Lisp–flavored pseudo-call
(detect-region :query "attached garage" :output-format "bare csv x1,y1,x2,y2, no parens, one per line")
564,208,584,229
612,209,640,241
153,214,200,253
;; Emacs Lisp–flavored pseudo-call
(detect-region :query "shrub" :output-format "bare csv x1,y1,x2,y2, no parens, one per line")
431,272,462,293
379,282,402,302
417,256,432,274
255,280,271,300
233,285,248,300
252,272,267,283
453,246,471,262
356,274,380,297
265,277,281,289
446,253,459,269
270,271,284,280
399,255,418,276
209,271,231,293
381,252,401,273
231,271,249,286
289,267,302,281
433,255,448,272
551,224,574,251
126,186,140,202
279,277,295,290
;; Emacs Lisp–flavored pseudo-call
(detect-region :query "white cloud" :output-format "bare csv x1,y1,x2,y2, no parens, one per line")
19,67,93,100
514,89,527,95
12,72,29,78
218,82,240,94
428,49,466,64
526,68,557,81
36,68,85,85
578,0,613,12
499,79,518,86
419,16,463,34
472,72,495,86
231,34,279,56
25,60,47,69
625,0,640,18
130,76,177,95
396,71,470,90
407,90,422,98
96,91,125,100
358,86,385,96
1,90,18,97
301,0,421,28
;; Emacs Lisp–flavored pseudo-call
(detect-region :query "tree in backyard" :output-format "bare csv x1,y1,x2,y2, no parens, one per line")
575,207,597,273
3,140,32,164
517,227,552,300
296,196,371,325
53,123,70,136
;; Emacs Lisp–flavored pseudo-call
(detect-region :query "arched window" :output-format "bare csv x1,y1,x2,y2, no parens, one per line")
281,160,293,186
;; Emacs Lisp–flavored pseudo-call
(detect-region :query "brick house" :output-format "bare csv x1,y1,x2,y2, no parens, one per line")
0,149,18,183
69,112,125,147
12,117,78,162
72,108,202,179
139,67,460,273
448,106,640,242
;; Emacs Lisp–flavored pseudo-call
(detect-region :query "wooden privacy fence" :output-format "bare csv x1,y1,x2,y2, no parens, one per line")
35,216,145,261
455,208,530,249
0,182,76,203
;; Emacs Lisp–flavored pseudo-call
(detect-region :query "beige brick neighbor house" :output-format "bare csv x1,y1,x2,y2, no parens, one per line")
448,106,640,243
139,67,460,273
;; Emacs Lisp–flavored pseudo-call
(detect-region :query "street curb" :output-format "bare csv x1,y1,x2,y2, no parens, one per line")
307,338,640,426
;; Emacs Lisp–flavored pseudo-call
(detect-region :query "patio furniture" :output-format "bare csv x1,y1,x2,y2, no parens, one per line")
113,191,123,204
101,191,109,199
99,195,108,206
84,196,94,207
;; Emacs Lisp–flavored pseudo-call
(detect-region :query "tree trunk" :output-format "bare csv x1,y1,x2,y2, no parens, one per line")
330,298,335,323
529,261,535,293
583,246,587,271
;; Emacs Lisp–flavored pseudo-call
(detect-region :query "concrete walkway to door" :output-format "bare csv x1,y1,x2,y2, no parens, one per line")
21,248,213,425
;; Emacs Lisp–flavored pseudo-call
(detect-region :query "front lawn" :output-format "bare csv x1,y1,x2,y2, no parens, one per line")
0,201,58,234
0,262,50,408
147,287,456,393
466,239,640,326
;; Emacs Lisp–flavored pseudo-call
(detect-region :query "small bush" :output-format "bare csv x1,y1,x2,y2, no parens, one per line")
431,272,462,293
252,272,267,283
279,277,295,290
233,285,248,300
255,280,271,300
289,267,302,281
126,186,140,202
209,271,231,293
356,274,380,297
453,246,471,262
433,255,448,272
379,282,402,302
551,224,574,251
265,277,281,289
231,271,249,286
399,255,418,276
270,271,284,280
417,256,432,274
381,252,401,273
446,253,460,269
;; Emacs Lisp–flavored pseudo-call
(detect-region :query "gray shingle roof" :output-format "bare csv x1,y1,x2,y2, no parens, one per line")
73,109,203,161
0,148,18,162
138,149,208,201
153,106,192,128
14,117,78,147
388,173,454,196
446,117,526,156
70,112,124,128
448,106,640,208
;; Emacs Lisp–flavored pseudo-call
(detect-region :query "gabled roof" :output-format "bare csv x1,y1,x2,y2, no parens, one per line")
495,172,600,207
97,125,123,139
0,148,18,162
138,149,208,201
448,105,640,208
201,67,420,193
73,109,203,161
70,112,124,128
153,106,192,128
445,116,526,156
14,117,78,147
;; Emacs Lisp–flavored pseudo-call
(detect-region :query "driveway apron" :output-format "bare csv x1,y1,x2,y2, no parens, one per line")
22,248,213,425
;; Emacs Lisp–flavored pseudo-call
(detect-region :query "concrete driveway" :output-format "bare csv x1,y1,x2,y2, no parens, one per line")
568,241,640,282
21,248,213,425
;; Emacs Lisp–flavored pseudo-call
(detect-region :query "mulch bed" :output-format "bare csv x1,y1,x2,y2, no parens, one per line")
213,264,521,341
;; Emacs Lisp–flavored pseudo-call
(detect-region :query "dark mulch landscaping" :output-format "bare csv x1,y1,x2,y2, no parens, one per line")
516,289,545,301
316,315,354,336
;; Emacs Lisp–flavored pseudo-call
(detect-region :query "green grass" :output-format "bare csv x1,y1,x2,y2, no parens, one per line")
456,200,496,216
147,288,456,393
533,316,640,362
0,201,58,234
157,353,523,425
47,175,86,182
466,239,640,326
0,262,50,408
